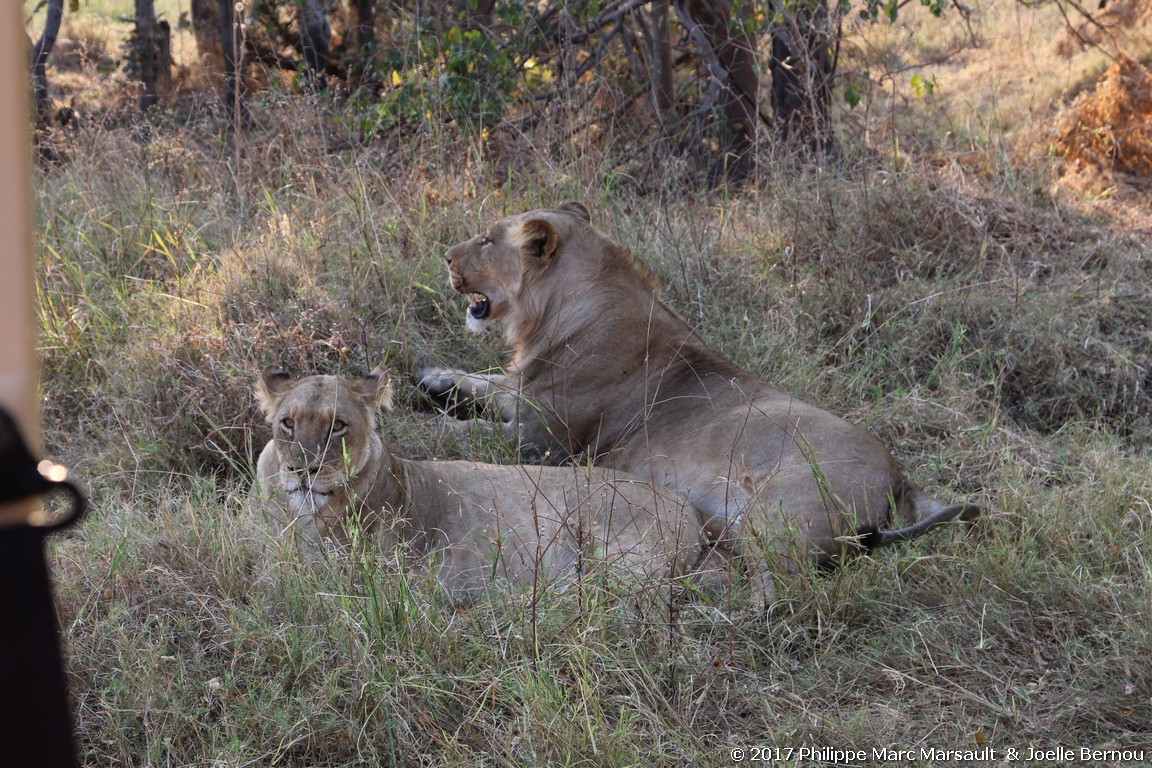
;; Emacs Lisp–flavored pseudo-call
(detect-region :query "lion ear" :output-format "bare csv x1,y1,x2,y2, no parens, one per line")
519,218,558,266
556,201,590,222
354,367,394,412
256,365,294,419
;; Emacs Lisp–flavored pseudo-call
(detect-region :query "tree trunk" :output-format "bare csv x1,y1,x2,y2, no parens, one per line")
650,0,676,118
298,0,332,91
135,0,172,111
29,0,65,122
190,0,221,60
675,0,759,184
459,0,497,29
350,0,378,93
769,0,839,158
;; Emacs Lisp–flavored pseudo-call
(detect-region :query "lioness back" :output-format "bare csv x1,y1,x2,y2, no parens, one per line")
392,459,706,592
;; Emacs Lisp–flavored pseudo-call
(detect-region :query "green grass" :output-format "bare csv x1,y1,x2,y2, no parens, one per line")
29,2,1152,765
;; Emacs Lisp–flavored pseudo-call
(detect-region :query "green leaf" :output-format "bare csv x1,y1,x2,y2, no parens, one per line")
911,74,936,97
844,84,862,109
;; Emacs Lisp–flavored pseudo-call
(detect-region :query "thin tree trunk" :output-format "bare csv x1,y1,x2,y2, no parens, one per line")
298,0,332,91
650,0,676,117
354,0,376,48
461,0,496,29
220,0,248,124
351,0,377,92
190,0,221,59
136,0,172,111
676,0,759,184
30,0,65,122
769,0,839,158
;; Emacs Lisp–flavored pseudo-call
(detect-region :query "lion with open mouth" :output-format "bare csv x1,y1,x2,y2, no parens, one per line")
419,202,980,585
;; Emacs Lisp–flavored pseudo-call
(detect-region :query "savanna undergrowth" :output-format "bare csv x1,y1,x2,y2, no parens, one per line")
30,1,1152,764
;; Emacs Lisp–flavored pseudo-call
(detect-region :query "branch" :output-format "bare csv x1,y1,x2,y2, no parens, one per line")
1052,0,1120,54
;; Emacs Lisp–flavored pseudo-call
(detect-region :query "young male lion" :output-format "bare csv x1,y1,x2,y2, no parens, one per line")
253,365,713,598
419,202,980,577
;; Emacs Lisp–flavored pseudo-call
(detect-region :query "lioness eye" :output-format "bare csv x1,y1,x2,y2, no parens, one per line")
479,235,493,246
330,420,347,434
280,417,294,432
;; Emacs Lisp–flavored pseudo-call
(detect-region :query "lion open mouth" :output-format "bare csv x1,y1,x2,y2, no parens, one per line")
468,293,491,320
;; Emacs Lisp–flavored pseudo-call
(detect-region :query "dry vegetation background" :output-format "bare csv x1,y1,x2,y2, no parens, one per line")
25,0,1152,765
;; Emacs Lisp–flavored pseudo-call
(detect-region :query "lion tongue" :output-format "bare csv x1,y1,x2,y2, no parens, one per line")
468,293,490,320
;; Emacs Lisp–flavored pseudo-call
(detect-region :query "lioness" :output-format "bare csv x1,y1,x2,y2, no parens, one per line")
253,365,712,598
419,202,980,573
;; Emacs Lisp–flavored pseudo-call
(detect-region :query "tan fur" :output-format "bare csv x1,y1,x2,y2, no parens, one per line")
254,366,712,598
421,202,980,573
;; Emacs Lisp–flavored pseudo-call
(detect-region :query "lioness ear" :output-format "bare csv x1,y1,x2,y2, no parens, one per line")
256,365,293,419
556,201,590,222
353,367,394,412
518,218,558,266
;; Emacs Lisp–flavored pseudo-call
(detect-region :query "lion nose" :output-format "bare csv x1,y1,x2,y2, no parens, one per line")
445,242,467,264
288,455,315,475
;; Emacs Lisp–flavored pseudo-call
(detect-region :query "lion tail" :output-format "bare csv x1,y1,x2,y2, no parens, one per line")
858,488,981,549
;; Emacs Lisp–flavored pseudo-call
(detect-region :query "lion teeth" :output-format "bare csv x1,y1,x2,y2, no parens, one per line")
468,293,491,320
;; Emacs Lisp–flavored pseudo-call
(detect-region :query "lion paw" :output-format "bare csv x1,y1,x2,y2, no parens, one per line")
415,367,466,398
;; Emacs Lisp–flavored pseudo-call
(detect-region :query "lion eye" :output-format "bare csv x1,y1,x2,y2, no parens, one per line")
330,420,347,434
479,236,493,247
280,417,294,433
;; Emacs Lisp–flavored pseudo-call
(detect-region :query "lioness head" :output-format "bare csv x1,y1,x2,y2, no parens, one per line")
445,201,615,334
255,365,393,503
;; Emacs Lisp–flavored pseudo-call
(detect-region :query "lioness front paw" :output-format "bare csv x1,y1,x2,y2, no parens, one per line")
415,367,467,398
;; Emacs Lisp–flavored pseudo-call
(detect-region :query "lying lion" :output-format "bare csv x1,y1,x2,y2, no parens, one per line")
419,202,980,577
253,365,713,598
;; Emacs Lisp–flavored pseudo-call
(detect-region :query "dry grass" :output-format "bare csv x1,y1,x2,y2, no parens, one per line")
26,2,1152,765
1047,53,1152,196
